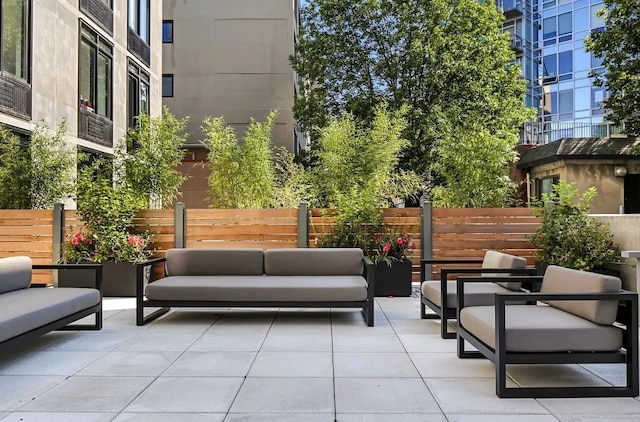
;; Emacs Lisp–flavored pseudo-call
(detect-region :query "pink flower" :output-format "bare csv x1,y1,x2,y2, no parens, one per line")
128,235,145,248
383,242,391,252
409,241,415,249
397,237,404,245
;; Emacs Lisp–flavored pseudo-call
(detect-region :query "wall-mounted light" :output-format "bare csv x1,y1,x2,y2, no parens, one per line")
614,165,628,177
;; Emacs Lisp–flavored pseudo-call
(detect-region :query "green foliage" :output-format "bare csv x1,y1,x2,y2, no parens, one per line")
29,120,76,209
528,182,619,271
0,127,30,209
119,107,189,208
0,121,75,209
586,1,640,136
271,146,312,208
291,0,534,177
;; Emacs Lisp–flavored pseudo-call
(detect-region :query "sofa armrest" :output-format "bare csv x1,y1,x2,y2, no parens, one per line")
33,263,103,291
363,256,375,301
135,258,167,299
420,258,483,285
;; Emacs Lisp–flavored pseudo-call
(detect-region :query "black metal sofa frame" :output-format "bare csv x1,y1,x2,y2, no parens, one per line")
456,275,639,398
135,255,376,327
420,258,537,339
0,263,103,353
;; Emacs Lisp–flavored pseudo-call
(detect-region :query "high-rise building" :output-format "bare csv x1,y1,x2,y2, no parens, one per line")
500,0,621,144
0,0,162,158
162,0,301,207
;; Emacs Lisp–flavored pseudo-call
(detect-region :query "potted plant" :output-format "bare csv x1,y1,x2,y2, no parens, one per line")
528,181,620,274
371,230,415,297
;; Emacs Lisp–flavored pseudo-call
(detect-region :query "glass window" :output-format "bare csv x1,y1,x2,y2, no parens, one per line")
543,17,556,39
537,176,559,200
127,61,150,128
574,47,589,71
591,4,605,29
162,20,173,43
128,0,150,44
591,52,604,68
575,87,590,110
543,54,557,78
79,25,112,118
559,90,573,114
162,74,173,97
558,12,572,35
574,7,589,32
1,0,29,80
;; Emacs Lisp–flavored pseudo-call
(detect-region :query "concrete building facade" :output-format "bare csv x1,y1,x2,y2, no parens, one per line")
0,0,162,158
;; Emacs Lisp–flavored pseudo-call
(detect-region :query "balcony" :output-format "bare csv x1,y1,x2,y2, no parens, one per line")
510,33,524,54
78,108,113,147
0,71,31,120
80,0,114,35
128,26,151,66
499,0,524,20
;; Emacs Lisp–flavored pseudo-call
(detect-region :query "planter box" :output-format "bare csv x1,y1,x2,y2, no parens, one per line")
373,259,412,297
58,261,149,297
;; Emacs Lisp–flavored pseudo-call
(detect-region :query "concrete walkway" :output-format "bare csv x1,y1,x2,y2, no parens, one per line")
0,295,639,421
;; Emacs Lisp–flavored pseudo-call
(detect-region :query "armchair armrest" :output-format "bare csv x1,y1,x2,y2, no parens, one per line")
135,257,167,296
33,263,103,291
420,258,483,285
456,275,544,310
363,256,375,300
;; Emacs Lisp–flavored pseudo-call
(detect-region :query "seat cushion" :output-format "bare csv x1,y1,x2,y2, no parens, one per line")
421,280,515,308
482,250,527,291
145,275,368,302
0,256,32,294
460,304,623,352
165,248,264,276
541,265,622,325
264,248,363,276
0,288,101,343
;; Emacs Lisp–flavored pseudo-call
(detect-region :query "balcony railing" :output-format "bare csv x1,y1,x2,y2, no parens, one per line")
78,108,113,147
499,0,524,19
510,33,524,53
80,0,113,35
0,71,31,120
520,120,625,145
128,27,151,66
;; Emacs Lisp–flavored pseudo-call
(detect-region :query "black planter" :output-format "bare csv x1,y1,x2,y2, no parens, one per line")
373,259,412,297
58,261,149,297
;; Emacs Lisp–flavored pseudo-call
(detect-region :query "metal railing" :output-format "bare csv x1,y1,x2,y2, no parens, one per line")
520,120,625,144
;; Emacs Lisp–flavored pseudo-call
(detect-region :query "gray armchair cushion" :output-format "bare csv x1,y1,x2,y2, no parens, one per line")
264,248,363,276
541,265,621,325
422,279,515,308
165,248,264,276
0,256,32,294
460,304,622,352
482,250,528,291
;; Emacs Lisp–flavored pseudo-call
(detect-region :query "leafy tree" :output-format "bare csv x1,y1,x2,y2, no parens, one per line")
118,107,190,208
291,0,533,179
202,111,278,208
0,127,30,209
586,1,640,136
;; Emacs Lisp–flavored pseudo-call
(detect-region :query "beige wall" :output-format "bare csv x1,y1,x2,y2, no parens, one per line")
0,0,162,154
162,0,298,151
592,215,640,292
528,159,640,214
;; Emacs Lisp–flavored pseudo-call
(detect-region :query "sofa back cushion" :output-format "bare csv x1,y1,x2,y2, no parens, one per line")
482,250,528,291
541,265,622,325
0,256,32,294
264,248,363,276
165,248,264,276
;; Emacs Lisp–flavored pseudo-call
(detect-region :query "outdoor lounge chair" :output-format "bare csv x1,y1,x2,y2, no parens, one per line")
420,250,537,339
456,265,639,398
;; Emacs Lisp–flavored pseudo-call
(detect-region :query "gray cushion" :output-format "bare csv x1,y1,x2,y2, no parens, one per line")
460,304,623,352
145,275,368,302
482,250,528,291
0,288,101,343
264,248,363,276
165,248,264,276
541,265,622,325
422,280,515,308
0,256,32,294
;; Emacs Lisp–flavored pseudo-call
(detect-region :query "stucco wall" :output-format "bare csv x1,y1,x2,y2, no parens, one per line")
592,214,640,292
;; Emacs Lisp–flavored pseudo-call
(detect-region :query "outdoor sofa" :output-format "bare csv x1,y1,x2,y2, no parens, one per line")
420,250,537,338
457,264,639,398
0,256,102,352
135,248,375,326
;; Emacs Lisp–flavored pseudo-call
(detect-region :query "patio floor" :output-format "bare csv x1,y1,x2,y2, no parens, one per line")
1,293,640,421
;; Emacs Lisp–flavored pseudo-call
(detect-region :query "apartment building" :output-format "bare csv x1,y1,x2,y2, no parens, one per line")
0,0,162,159
501,0,620,144
162,0,301,207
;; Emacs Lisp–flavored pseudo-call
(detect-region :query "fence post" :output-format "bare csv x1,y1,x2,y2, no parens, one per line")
52,203,65,264
421,201,433,281
297,202,309,248
174,202,186,248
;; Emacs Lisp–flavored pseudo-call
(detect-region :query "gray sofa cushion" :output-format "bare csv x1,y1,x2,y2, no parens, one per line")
165,248,264,276
422,280,515,308
541,265,621,325
264,248,363,276
0,256,32,294
482,250,528,291
0,288,101,343
145,275,368,302
460,304,622,352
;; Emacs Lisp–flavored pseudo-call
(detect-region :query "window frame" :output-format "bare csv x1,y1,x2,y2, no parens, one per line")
127,59,150,129
128,0,150,45
162,20,173,43
162,74,174,98
0,0,32,82
78,22,113,119
536,175,560,200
